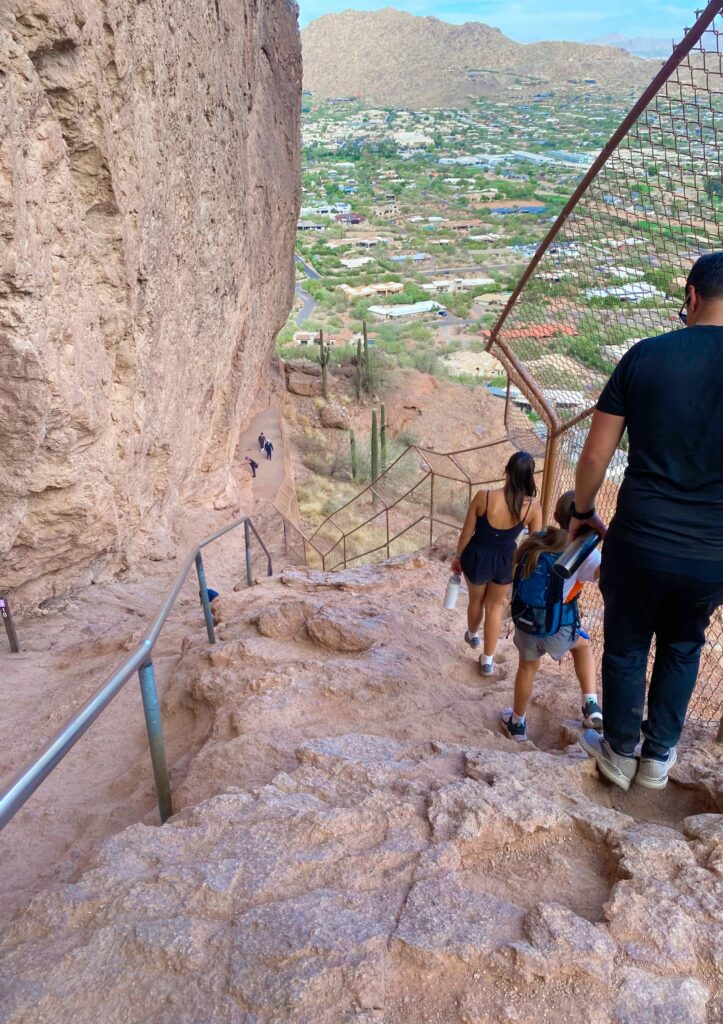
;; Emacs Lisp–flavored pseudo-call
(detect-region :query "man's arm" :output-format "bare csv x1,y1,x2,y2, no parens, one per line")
570,410,626,540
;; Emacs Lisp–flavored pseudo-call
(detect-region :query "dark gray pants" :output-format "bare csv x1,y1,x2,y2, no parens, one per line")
600,537,723,760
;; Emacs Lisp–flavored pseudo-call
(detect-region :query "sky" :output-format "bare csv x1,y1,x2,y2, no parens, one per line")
297,1,694,44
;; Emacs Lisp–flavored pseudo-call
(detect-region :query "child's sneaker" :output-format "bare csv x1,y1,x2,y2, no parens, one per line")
582,699,603,731
479,656,495,677
500,708,528,742
464,630,481,649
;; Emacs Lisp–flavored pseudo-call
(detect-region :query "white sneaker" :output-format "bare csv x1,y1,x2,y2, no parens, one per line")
578,730,638,792
637,748,677,790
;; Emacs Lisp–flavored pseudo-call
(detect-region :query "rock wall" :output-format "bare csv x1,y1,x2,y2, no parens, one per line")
0,0,301,607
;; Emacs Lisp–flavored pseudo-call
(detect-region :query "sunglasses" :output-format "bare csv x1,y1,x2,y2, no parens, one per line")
679,291,690,325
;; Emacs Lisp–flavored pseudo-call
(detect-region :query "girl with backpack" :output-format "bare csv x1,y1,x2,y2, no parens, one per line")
451,451,542,675
500,491,603,742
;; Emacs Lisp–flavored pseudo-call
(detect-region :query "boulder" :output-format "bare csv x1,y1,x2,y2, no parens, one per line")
319,403,350,430
287,373,322,397
306,608,386,652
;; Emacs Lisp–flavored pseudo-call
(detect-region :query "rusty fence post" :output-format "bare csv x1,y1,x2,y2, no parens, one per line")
540,430,561,526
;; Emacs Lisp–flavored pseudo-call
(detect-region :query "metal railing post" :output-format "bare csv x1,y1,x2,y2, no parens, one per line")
244,519,253,587
429,473,435,546
1,596,19,653
717,716,723,745
138,658,173,823
195,553,216,643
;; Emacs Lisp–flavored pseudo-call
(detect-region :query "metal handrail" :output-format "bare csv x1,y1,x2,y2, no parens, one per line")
0,515,272,832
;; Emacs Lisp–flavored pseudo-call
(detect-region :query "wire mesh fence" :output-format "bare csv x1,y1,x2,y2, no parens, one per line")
486,2,723,728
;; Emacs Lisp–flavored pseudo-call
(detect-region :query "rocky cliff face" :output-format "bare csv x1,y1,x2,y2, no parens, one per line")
0,0,301,607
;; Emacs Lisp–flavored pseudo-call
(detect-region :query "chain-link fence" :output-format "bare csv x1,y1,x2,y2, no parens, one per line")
486,2,723,728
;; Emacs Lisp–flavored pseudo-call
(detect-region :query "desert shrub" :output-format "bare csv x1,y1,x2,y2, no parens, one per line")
411,350,445,376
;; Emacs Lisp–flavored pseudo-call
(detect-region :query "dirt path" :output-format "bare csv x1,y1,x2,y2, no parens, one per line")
237,407,286,504
0,397,289,924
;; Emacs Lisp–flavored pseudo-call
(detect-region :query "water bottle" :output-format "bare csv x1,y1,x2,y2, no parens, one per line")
553,532,601,580
443,573,462,609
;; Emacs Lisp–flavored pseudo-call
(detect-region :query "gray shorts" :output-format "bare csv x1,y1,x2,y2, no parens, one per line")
513,623,578,663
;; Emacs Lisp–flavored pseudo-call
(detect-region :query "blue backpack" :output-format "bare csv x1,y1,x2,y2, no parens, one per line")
511,546,580,638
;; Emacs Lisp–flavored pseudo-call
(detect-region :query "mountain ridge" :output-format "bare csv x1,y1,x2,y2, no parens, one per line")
302,8,660,108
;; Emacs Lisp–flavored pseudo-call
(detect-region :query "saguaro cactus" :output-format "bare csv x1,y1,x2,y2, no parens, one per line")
318,329,330,400
371,410,379,484
362,319,370,391
355,336,363,401
380,403,387,471
349,429,358,481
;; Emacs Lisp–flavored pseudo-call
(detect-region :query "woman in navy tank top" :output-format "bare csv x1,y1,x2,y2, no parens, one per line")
451,451,542,675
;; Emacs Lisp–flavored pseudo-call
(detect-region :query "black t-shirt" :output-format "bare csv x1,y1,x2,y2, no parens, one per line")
596,325,723,563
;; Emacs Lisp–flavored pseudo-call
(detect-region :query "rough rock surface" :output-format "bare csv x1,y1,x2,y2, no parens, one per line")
0,1,301,607
1,556,722,1022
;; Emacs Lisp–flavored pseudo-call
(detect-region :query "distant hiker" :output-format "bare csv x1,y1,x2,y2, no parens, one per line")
452,451,542,674
572,251,723,791
501,491,602,743
245,456,258,478
258,432,266,451
264,439,274,461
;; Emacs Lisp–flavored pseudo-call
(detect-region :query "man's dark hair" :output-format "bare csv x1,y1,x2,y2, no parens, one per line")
687,251,723,300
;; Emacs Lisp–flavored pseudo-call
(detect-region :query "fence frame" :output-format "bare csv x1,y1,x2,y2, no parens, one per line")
482,2,723,736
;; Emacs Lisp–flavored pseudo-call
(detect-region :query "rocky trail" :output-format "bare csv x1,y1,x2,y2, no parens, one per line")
0,395,289,925
1,547,722,1023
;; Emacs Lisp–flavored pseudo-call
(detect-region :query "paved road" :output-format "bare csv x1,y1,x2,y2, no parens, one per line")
295,254,321,280
295,282,317,326
294,254,319,326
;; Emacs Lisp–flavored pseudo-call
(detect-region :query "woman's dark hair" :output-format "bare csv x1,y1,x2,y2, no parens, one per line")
513,490,572,577
503,450,537,522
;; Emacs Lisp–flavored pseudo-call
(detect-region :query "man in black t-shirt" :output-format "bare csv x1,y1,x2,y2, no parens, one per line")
569,252,723,792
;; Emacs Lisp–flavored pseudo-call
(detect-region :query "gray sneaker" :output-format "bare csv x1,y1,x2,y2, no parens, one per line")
479,656,495,677
637,748,677,790
578,729,638,792
464,630,481,649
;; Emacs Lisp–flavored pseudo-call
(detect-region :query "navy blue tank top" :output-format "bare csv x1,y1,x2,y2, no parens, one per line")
469,495,529,551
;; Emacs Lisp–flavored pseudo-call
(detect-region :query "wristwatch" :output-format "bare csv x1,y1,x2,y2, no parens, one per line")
570,502,596,520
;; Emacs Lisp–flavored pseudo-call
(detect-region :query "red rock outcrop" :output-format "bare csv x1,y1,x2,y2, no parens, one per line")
0,0,301,607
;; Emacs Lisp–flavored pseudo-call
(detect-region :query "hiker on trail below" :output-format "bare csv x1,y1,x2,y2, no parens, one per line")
264,439,274,461
452,451,542,676
572,250,723,792
245,457,258,478
501,491,602,743
258,432,266,451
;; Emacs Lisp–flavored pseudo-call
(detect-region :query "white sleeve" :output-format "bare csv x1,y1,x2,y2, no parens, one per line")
562,547,601,600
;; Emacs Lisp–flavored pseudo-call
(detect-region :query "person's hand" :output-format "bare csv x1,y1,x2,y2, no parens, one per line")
568,513,607,543
451,554,462,576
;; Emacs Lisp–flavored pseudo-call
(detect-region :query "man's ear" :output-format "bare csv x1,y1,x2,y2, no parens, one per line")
688,284,701,314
